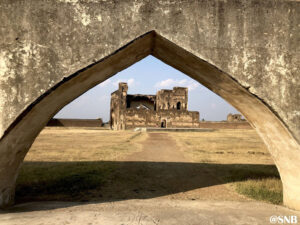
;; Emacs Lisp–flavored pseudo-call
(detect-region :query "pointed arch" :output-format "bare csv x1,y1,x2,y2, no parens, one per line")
0,31,299,209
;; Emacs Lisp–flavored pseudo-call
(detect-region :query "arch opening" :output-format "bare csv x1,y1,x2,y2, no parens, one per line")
0,31,299,210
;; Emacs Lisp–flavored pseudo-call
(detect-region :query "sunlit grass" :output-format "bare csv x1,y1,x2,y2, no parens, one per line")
171,129,273,165
26,128,146,162
235,178,282,205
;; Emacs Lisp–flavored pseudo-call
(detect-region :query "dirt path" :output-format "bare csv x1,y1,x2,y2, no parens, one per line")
122,132,245,201
124,132,190,162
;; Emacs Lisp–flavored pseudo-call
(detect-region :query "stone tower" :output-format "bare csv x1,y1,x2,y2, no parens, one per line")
110,82,128,130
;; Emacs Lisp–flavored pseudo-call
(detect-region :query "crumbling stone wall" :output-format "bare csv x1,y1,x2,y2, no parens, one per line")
125,108,200,129
110,83,128,130
126,95,156,110
156,87,188,111
227,113,244,122
199,121,251,129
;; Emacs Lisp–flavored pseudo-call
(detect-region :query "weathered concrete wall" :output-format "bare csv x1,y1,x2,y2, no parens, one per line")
0,0,299,210
0,0,298,141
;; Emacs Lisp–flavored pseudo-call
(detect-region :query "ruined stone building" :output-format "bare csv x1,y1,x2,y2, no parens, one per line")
227,113,245,122
110,83,200,130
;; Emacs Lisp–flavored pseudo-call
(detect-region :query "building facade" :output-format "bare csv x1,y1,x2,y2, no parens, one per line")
110,83,200,130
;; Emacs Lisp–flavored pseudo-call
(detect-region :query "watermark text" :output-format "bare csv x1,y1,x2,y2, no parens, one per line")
270,215,298,224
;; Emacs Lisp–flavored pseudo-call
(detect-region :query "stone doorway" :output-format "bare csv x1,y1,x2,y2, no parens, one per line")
161,119,166,128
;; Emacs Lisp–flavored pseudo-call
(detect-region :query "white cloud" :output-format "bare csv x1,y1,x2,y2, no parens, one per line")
155,78,199,91
127,78,135,86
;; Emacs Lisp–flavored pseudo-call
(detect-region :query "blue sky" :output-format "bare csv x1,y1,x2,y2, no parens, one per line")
55,56,240,122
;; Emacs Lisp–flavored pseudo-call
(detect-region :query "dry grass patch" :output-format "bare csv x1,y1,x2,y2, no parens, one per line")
17,128,282,205
17,128,147,202
171,129,273,165
26,127,146,162
170,129,282,204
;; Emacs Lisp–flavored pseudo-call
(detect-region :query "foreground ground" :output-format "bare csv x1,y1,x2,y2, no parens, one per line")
1,128,292,225
2,199,300,225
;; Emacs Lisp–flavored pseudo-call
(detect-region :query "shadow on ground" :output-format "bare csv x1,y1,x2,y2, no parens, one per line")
3,161,280,213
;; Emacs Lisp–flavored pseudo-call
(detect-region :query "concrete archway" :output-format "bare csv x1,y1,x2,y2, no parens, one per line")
0,0,299,210
0,31,299,209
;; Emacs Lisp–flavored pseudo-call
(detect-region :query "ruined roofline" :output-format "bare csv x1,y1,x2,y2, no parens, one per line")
127,94,156,98
157,86,188,92
173,86,188,89
158,89,172,92
114,82,188,96
111,90,118,95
